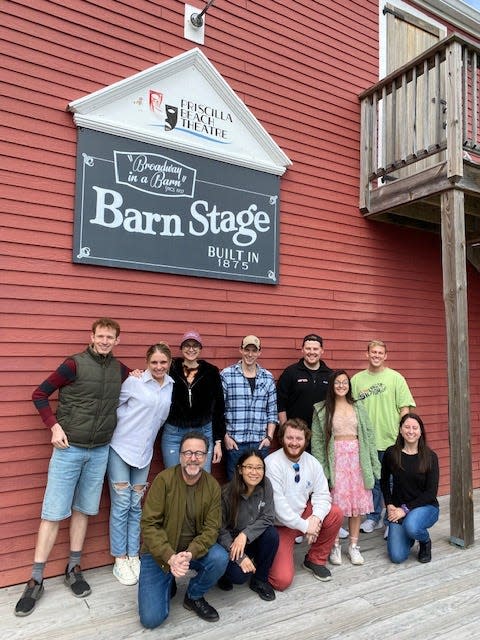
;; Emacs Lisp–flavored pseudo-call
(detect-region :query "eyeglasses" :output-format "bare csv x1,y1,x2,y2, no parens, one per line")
292,462,300,483
182,343,200,351
242,465,264,472
334,380,349,387
180,450,207,459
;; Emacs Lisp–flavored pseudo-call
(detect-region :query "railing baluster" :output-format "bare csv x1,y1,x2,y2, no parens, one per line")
472,51,478,148
411,65,418,158
423,59,429,154
462,47,469,146
435,52,442,148
381,84,388,173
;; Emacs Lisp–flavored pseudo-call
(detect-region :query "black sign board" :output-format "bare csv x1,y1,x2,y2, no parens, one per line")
73,129,280,284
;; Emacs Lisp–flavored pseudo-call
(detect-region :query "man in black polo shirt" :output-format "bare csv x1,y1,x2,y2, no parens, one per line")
277,335,349,539
277,334,332,430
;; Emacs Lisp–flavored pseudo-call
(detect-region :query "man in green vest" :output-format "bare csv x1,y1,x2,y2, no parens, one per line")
14,317,130,617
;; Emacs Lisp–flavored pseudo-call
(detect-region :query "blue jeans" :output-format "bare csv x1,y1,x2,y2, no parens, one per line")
138,545,229,629
161,422,213,472
107,447,150,557
368,450,385,524
223,525,279,584
41,444,109,520
387,505,439,563
225,441,269,481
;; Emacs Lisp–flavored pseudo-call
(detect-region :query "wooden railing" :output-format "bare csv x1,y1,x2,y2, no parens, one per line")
359,34,480,211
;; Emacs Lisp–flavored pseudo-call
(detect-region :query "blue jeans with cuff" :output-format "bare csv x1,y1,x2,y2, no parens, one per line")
138,544,228,629
387,505,439,563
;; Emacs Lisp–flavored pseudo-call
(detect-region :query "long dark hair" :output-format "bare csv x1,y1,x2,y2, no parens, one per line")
391,412,433,473
224,450,265,530
323,370,354,452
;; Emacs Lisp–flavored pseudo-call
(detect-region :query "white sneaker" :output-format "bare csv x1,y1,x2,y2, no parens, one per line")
329,544,342,565
128,555,141,580
348,544,365,565
339,527,349,539
360,519,382,533
113,557,137,585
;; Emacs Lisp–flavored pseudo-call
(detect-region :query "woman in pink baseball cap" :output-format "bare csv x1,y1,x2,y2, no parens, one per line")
161,330,225,472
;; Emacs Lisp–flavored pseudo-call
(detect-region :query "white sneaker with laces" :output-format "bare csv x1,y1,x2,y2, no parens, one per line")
113,557,137,585
339,527,349,539
360,519,382,533
329,544,342,565
348,544,365,565
128,555,141,580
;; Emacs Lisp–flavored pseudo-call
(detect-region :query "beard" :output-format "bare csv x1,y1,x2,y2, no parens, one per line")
282,441,307,461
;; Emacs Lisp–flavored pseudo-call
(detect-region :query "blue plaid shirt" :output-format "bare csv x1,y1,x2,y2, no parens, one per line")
221,361,277,443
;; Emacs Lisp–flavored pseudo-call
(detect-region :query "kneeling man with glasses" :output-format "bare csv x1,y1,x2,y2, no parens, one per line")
265,419,343,590
138,431,228,629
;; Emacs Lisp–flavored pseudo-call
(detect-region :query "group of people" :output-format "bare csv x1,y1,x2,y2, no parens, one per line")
14,319,440,631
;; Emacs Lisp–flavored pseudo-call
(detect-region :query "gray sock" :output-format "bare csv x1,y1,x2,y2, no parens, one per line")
67,550,82,573
31,562,45,584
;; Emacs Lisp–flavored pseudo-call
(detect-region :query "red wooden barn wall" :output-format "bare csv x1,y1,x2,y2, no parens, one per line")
1,0,480,588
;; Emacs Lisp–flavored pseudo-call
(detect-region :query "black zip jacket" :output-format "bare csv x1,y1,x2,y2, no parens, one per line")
166,358,226,441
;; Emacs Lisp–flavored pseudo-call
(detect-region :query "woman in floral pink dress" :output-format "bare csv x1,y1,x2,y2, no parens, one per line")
311,370,380,566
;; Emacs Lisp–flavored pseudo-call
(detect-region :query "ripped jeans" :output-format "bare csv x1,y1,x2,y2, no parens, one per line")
107,447,149,557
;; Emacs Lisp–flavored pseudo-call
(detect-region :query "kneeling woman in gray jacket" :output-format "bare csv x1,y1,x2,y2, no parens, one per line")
217,450,278,601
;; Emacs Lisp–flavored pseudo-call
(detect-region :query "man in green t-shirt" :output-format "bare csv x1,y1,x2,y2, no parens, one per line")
351,340,415,534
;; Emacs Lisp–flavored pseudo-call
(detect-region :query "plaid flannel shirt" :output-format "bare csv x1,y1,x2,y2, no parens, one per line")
221,361,277,443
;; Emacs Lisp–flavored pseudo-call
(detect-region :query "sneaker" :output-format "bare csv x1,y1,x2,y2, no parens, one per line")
360,519,382,533
418,540,432,563
329,544,342,566
183,595,219,622
64,565,92,597
113,557,137,586
347,544,365,565
339,527,349,539
128,555,141,581
303,557,332,582
14,579,44,617
249,577,276,601
383,526,389,540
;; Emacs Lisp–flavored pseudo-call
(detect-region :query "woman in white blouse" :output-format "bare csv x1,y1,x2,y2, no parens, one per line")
108,343,173,586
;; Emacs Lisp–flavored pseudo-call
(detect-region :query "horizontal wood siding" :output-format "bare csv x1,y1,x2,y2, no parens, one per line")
1,0,479,587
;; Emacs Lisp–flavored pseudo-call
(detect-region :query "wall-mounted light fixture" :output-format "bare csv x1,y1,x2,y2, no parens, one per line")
184,1,217,45
190,0,216,27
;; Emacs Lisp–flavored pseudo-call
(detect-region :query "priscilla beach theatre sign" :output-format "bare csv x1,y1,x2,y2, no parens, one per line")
69,49,291,284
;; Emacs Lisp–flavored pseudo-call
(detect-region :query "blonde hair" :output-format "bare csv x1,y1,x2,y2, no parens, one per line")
367,339,387,352
146,342,172,362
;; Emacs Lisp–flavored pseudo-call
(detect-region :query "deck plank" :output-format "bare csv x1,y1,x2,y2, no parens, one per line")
1,492,480,640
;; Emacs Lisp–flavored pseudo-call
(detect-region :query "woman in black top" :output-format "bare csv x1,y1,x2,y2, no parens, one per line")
381,412,439,563
161,330,225,472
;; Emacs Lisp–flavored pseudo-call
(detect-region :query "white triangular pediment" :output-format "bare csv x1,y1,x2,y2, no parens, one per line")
68,48,291,175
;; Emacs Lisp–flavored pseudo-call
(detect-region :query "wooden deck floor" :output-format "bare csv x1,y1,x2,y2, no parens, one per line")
2,492,480,640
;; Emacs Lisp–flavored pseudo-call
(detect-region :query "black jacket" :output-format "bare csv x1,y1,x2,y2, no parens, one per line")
167,358,226,441
277,358,332,427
